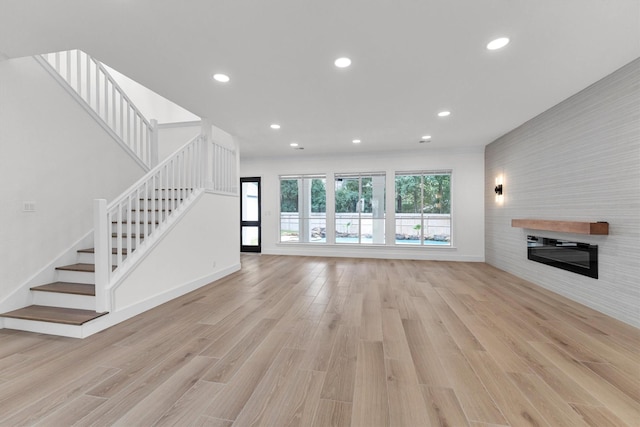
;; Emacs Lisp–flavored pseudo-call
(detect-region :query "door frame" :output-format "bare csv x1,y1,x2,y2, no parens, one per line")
240,177,261,253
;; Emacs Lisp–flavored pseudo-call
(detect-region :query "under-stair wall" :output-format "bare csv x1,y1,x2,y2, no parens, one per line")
0,56,147,316
105,191,240,325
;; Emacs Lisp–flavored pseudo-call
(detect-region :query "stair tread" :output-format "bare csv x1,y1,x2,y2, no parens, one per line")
31,282,95,296
56,263,95,272
55,263,116,272
0,305,107,325
78,248,130,255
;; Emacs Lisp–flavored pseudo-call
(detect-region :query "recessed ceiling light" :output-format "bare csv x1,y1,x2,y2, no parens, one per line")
487,37,510,50
421,135,432,140
352,139,361,144
437,111,451,117
334,57,352,68
213,73,230,83
270,124,281,129
290,142,299,147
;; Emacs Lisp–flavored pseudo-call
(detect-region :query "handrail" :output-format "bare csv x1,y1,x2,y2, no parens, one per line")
108,135,200,209
94,61,152,130
40,49,154,168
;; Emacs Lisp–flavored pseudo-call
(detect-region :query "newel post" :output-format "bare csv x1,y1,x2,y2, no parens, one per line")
150,119,159,168
94,199,111,313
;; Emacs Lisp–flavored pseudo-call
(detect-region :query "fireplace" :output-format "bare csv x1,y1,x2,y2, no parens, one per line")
527,235,598,279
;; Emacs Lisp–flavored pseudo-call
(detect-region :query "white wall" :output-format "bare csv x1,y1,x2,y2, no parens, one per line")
0,56,146,307
113,192,240,310
158,122,201,162
241,148,484,261
485,58,640,327
103,64,200,124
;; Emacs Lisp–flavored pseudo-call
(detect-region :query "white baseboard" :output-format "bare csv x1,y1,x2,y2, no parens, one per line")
80,263,241,338
2,318,85,338
0,263,240,338
264,244,484,262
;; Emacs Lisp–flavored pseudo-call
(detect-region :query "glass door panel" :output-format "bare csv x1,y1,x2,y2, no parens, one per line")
242,181,259,221
240,177,261,252
242,226,260,246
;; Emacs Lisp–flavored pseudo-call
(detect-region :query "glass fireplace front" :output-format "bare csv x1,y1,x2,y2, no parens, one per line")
527,235,598,279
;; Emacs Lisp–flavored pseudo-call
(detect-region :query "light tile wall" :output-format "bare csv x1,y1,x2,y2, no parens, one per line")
485,59,640,327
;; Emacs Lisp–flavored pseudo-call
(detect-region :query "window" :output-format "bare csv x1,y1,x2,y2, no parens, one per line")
335,173,385,244
280,175,326,243
395,171,451,245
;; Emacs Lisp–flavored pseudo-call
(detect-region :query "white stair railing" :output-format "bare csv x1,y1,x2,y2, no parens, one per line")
40,50,156,168
209,143,238,194
94,134,206,312
94,135,238,312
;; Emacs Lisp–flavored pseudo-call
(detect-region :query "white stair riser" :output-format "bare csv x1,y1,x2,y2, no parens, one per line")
111,237,140,249
56,270,94,284
2,318,83,338
138,200,176,209
76,252,95,264
77,252,131,265
32,292,95,311
111,223,155,234
117,211,172,221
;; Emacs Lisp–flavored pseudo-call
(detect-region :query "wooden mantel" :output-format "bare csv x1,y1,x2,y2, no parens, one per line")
511,219,609,235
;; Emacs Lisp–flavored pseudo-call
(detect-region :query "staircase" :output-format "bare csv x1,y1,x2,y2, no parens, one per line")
0,129,212,338
0,199,174,335
0,49,238,338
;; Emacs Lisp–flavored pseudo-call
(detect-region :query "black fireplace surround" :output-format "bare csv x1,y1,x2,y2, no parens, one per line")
527,235,598,279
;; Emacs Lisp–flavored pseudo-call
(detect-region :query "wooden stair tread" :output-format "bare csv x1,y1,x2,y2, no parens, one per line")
78,248,130,255
31,282,95,296
56,263,95,272
0,305,107,325
55,263,116,272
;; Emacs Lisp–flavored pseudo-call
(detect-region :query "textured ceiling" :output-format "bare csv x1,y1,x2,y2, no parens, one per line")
1,0,638,157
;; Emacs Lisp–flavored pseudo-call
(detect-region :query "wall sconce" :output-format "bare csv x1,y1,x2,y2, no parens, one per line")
494,184,503,195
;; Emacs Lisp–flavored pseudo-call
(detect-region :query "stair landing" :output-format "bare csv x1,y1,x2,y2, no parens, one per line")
1,305,107,325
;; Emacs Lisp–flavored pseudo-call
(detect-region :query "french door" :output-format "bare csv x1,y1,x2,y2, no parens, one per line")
240,177,261,252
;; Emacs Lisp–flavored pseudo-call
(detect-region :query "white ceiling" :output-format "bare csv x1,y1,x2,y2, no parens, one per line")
1,0,639,158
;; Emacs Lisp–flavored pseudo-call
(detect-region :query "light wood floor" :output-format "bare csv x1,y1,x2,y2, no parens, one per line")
0,255,638,426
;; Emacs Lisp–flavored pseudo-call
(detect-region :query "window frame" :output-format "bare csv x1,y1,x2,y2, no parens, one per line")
278,174,327,244
334,172,386,245
394,170,452,246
